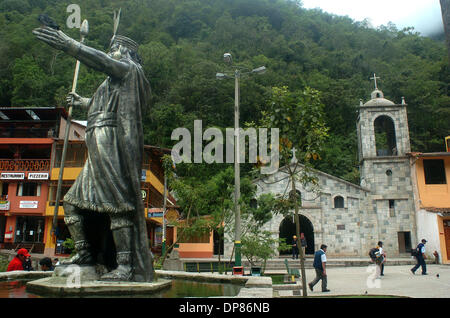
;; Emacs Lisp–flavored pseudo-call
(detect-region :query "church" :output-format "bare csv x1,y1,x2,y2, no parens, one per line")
224,77,418,258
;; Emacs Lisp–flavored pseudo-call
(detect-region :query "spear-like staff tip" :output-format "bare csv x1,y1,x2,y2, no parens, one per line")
81,19,89,36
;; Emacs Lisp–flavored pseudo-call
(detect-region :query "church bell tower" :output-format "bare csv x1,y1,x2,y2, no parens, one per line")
356,74,417,256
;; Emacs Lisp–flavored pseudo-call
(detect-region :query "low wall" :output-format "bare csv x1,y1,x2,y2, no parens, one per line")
156,270,273,298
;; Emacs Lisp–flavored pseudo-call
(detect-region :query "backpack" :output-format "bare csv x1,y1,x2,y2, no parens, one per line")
412,243,423,257
369,248,379,260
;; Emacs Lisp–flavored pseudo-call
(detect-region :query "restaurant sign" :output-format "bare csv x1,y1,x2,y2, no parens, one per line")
1,173,25,180
27,172,49,180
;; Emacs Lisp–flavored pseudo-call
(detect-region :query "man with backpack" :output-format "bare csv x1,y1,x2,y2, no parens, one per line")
369,242,384,278
411,239,428,275
308,244,330,292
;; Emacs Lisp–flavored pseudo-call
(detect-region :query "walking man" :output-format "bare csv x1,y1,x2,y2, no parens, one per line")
376,241,385,277
308,244,330,292
411,239,428,275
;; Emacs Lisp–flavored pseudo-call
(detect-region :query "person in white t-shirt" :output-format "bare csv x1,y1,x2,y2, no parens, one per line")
377,241,386,277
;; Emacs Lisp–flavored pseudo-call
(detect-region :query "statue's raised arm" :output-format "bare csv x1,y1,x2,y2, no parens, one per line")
32,26,130,79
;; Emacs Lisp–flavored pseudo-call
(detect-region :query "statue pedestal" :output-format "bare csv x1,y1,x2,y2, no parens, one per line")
53,264,107,281
26,265,171,297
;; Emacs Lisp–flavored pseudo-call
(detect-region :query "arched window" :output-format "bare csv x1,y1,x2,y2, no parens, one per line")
334,196,344,208
374,115,397,156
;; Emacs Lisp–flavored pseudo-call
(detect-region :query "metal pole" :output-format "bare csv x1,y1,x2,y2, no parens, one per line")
234,69,241,267
162,173,167,256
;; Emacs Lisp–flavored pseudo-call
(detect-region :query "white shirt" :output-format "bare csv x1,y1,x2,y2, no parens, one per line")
320,249,327,263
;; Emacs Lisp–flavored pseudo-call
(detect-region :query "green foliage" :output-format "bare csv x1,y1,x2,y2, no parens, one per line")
62,237,75,255
262,86,329,167
259,86,329,199
0,0,448,184
241,230,289,272
0,254,9,272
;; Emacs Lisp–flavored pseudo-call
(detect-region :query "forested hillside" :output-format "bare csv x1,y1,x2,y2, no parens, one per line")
0,0,448,183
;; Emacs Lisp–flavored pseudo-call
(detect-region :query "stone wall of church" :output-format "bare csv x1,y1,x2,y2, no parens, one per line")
223,167,370,259
316,172,367,257
359,157,417,256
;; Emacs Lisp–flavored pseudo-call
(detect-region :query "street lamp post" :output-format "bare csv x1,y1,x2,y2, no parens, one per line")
216,53,266,268
234,68,241,267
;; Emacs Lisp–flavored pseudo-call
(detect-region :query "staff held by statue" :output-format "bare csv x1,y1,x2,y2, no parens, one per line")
51,19,89,235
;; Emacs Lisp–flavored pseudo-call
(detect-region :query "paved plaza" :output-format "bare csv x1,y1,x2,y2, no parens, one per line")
294,264,450,298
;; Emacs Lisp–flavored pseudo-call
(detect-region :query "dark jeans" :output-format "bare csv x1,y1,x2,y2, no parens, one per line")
411,255,427,274
309,268,327,291
292,247,299,259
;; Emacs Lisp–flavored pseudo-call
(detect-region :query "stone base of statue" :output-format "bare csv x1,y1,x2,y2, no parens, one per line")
26,265,171,297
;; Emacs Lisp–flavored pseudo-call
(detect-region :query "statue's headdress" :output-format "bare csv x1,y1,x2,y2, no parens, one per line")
109,9,139,53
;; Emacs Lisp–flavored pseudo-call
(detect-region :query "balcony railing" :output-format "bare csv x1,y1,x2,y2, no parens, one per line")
0,159,50,172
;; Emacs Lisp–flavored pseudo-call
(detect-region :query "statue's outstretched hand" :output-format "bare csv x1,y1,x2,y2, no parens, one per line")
33,26,78,54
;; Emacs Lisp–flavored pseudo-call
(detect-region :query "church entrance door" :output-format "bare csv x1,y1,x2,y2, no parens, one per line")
279,215,314,255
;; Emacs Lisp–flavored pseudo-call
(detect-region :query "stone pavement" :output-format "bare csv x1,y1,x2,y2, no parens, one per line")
276,264,450,298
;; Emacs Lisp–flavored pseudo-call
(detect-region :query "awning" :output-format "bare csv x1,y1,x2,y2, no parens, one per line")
148,217,163,225
0,138,54,144
0,107,68,121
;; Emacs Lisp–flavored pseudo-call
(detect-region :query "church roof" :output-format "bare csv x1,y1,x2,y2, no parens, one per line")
363,89,395,107
253,162,371,193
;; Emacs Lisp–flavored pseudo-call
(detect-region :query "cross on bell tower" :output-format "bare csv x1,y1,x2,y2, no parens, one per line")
370,73,380,90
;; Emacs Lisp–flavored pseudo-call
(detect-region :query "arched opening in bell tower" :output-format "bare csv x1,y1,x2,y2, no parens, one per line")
374,115,397,156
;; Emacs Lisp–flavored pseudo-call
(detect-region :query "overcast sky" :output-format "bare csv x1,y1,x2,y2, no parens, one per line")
301,0,444,36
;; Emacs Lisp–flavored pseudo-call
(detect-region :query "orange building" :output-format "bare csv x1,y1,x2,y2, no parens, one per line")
0,107,180,258
409,138,450,264
0,107,68,253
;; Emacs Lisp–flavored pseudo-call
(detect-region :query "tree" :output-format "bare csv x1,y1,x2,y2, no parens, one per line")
11,55,49,106
241,230,289,274
241,192,289,274
259,86,329,297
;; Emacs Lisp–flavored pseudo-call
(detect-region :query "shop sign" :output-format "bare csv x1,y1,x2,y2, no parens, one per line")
28,172,49,180
148,212,163,218
19,201,38,209
0,200,10,211
4,232,12,239
1,172,25,180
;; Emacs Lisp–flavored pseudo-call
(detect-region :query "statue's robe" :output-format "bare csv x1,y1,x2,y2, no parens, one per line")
64,57,153,282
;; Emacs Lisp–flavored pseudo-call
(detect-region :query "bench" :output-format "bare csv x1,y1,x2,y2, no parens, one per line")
284,259,300,277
